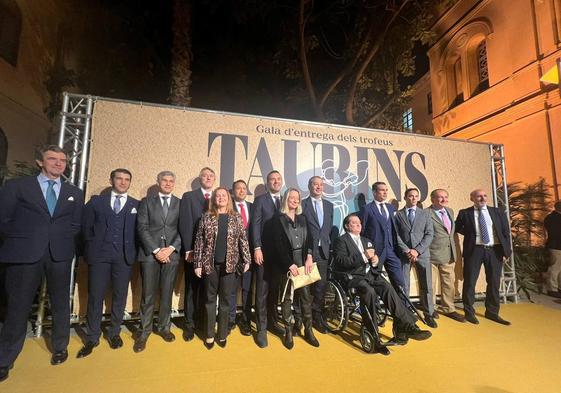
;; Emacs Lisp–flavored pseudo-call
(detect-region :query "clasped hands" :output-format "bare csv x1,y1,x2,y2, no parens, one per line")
155,247,174,263
288,255,314,276
405,248,419,263
364,248,379,267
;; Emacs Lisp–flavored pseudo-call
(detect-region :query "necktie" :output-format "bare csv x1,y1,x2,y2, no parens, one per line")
162,196,169,218
478,208,490,244
379,203,388,220
314,199,324,228
355,236,369,271
274,196,280,211
46,180,57,216
113,195,122,214
439,209,451,234
204,192,210,200
239,203,248,229
407,208,415,226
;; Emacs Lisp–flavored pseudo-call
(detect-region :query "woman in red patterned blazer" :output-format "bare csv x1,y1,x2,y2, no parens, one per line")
194,187,251,349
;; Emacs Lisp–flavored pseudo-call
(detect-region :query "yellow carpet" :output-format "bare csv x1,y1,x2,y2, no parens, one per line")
3,303,559,393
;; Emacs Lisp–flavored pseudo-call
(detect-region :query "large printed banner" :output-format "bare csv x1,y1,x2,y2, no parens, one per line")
73,99,494,315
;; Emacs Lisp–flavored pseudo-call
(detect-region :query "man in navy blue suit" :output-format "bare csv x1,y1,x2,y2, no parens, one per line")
0,145,83,382
230,179,253,336
301,176,335,333
178,167,215,341
77,169,139,358
251,170,283,348
359,182,406,291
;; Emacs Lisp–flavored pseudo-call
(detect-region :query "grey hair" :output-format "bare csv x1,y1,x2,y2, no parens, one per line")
157,170,176,182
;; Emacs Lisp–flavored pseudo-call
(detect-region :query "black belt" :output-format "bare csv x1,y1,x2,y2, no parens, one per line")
476,245,499,250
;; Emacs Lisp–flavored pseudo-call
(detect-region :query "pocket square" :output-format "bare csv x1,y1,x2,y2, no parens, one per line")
67,196,75,201
367,242,372,247
130,207,137,214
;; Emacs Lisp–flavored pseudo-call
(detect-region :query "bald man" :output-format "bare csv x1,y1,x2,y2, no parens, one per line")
455,189,512,325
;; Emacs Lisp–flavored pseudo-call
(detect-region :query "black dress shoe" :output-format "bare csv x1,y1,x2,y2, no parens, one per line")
0,364,13,382
464,313,480,325
238,320,252,336
183,327,195,342
133,337,147,353
256,331,268,348
431,311,439,319
484,312,511,325
77,341,98,358
204,340,215,350
51,350,68,365
304,328,320,347
217,339,227,348
401,324,432,341
444,311,466,323
159,331,176,342
313,319,328,334
424,315,438,328
283,327,294,350
374,342,390,356
109,335,124,349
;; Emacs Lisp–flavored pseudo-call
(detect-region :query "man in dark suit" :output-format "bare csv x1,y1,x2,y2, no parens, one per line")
251,170,283,348
230,179,253,336
301,176,334,333
77,169,139,358
0,145,83,381
359,182,406,290
395,188,436,327
544,201,561,298
455,189,512,325
178,167,215,341
134,171,182,352
332,214,431,355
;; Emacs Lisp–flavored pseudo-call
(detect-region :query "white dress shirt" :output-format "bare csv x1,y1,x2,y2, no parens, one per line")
110,191,128,213
474,205,498,246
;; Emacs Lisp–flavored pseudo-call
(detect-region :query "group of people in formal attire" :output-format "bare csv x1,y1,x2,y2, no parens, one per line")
0,144,514,382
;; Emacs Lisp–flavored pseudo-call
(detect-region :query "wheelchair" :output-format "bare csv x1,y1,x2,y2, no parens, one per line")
323,268,426,353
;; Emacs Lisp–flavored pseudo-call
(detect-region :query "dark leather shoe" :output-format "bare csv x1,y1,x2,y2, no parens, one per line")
402,324,432,341
216,339,227,348
444,311,466,323
374,342,390,356
109,335,123,349
283,327,294,350
51,350,68,365
313,318,328,334
484,312,511,325
183,327,195,342
547,290,561,299
77,341,98,358
159,331,176,342
424,315,438,328
431,311,439,319
0,364,13,382
238,320,252,336
256,331,268,348
133,337,147,353
465,313,480,324
304,328,320,347
204,340,215,350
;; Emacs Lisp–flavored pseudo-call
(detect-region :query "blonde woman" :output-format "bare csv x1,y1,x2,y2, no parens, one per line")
193,187,251,349
271,188,319,349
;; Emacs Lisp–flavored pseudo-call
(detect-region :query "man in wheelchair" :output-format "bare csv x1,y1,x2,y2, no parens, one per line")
332,214,432,354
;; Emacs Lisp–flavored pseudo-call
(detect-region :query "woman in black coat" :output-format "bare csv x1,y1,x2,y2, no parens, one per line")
272,188,319,350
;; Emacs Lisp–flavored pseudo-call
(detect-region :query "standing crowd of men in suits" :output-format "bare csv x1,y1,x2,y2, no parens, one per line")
0,144,515,381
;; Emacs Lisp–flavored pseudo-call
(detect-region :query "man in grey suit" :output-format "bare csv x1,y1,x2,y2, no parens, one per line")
395,188,436,328
134,171,182,352
427,189,465,322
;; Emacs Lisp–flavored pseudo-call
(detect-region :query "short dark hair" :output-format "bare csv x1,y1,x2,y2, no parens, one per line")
35,144,67,161
343,213,360,230
308,176,323,189
371,182,386,193
266,170,281,182
110,168,132,181
232,179,247,189
404,187,419,197
554,201,561,211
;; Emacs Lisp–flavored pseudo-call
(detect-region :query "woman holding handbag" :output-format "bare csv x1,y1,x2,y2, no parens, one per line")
193,187,251,349
272,188,320,350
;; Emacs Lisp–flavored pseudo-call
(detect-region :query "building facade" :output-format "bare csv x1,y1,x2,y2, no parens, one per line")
412,0,561,200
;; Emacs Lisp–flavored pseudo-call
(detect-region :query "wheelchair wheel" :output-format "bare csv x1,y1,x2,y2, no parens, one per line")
359,326,376,354
323,280,348,332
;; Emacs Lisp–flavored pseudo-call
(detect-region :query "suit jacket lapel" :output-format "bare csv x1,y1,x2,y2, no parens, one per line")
279,214,291,241
306,198,320,227
398,208,411,230
52,182,70,217
431,208,445,230
30,177,50,215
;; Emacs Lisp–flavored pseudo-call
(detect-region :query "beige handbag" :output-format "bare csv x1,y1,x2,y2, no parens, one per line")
281,263,321,302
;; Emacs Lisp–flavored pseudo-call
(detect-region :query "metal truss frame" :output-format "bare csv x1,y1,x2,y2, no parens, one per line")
35,93,94,337
490,144,519,303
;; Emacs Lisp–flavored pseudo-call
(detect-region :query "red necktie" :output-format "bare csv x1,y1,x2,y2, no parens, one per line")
239,203,248,229
204,192,210,200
